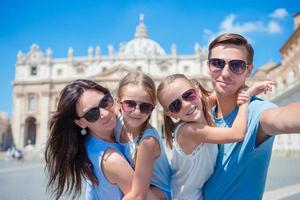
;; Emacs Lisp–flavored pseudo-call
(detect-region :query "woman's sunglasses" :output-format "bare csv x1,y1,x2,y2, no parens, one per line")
208,58,248,75
168,89,197,113
120,100,154,114
76,93,114,123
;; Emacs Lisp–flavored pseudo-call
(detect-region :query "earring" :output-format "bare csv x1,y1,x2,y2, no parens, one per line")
81,128,87,135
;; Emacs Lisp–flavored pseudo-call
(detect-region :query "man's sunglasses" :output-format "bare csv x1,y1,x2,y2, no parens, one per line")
208,58,248,75
120,100,154,114
168,89,197,113
76,93,114,123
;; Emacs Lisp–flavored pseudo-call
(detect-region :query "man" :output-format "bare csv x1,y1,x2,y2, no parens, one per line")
202,33,300,200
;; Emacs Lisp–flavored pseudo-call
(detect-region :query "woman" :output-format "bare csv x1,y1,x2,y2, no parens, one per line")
44,79,156,200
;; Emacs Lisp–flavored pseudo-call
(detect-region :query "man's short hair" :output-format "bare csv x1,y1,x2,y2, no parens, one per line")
208,33,254,64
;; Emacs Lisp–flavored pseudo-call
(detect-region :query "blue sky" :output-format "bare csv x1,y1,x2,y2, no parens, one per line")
0,0,299,117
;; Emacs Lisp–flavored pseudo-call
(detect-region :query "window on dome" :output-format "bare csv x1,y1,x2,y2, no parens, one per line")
137,66,142,71
161,66,168,72
30,66,37,76
184,66,190,73
57,69,62,76
102,67,107,72
76,67,84,74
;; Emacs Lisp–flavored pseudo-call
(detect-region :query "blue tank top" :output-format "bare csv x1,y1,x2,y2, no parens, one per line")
85,134,124,200
203,97,277,200
114,116,172,200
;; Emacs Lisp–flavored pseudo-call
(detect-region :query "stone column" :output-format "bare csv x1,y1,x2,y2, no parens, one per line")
12,92,24,148
39,91,51,148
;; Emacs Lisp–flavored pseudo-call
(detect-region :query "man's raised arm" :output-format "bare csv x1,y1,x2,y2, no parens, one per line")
260,101,300,135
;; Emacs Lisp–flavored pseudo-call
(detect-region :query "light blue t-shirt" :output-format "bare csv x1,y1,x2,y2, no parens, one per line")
85,134,124,200
203,97,277,200
114,116,172,200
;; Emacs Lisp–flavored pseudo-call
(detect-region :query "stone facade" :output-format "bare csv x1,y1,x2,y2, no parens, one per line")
0,112,13,151
11,13,300,151
254,12,300,151
12,14,211,149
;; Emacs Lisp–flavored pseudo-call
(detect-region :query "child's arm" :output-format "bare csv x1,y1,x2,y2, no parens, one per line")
181,81,275,144
246,80,275,97
102,148,158,200
122,136,160,200
180,89,249,144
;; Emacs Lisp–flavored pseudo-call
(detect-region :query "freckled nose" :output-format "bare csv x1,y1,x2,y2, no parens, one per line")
181,98,191,108
133,106,142,114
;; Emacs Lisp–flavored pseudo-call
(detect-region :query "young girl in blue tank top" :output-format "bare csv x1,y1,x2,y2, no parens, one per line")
157,74,274,200
115,72,172,200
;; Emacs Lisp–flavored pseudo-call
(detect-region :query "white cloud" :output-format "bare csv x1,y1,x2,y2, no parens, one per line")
202,13,283,43
267,21,282,33
270,8,289,19
219,14,264,35
203,28,213,35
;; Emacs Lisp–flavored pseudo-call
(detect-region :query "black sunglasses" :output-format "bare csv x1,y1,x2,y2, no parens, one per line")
76,93,114,122
208,58,248,74
120,100,154,114
168,89,197,113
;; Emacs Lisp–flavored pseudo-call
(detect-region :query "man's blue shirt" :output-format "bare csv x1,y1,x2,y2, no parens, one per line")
203,97,277,200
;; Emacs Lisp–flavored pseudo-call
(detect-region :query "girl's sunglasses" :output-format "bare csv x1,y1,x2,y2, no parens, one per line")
208,58,248,75
120,100,154,114
168,89,197,113
76,93,114,123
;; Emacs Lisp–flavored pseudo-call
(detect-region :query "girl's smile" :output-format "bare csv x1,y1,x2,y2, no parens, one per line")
159,78,204,123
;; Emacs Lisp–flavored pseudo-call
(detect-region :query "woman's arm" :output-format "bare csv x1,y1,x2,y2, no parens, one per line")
122,136,161,200
102,148,158,200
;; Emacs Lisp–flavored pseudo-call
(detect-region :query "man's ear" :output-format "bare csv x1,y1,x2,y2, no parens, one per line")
246,64,253,78
207,61,212,75
74,119,85,129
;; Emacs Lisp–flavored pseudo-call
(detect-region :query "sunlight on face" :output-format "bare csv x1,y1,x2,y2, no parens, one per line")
159,78,203,123
209,44,251,96
75,89,116,138
119,84,153,128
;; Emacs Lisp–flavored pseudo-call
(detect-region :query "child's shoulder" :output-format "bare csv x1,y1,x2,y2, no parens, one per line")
143,126,159,136
142,127,164,142
174,122,187,136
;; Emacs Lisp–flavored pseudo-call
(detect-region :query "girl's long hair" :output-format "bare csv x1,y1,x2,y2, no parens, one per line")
117,72,156,163
157,74,215,149
44,79,109,199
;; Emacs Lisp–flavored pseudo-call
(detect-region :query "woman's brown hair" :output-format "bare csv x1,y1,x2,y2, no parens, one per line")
45,79,110,199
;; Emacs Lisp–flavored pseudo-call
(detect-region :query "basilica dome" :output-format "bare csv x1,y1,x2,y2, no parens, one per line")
124,14,166,56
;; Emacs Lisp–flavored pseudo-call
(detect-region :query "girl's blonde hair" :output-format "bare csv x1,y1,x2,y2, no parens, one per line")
117,71,156,162
117,71,156,104
157,74,215,149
